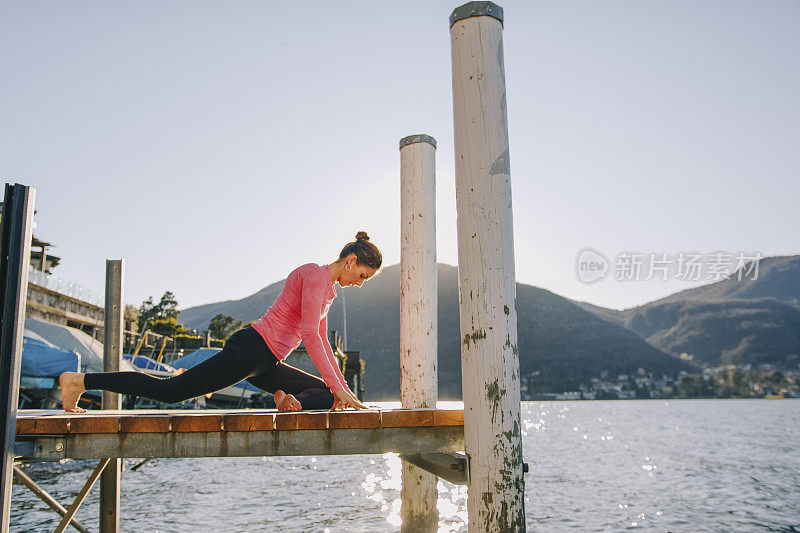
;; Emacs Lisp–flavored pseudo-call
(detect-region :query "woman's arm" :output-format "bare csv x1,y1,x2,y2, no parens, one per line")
319,315,347,390
299,273,344,394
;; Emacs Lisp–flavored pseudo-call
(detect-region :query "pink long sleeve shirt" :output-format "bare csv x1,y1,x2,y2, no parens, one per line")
252,263,346,394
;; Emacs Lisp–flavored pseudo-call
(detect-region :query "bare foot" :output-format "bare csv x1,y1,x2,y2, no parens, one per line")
274,390,301,412
59,372,87,413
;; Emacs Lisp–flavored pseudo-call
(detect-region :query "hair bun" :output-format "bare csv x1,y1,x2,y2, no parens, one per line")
355,231,370,242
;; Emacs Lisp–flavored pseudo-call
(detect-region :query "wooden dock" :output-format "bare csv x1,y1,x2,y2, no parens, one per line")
12,407,467,532
14,408,464,461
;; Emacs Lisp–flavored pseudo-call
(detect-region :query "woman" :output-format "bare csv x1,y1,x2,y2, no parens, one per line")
59,231,381,413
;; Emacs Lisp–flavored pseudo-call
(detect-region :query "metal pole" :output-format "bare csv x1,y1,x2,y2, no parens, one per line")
0,183,35,533
399,134,439,532
449,2,526,531
100,259,123,532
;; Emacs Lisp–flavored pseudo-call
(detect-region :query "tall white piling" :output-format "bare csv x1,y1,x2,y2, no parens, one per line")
449,2,525,531
399,134,439,532
100,259,123,532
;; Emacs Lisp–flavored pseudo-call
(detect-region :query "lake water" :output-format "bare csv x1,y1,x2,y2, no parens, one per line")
10,399,800,532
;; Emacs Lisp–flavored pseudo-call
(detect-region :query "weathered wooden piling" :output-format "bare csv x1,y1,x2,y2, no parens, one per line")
399,134,439,532
100,260,124,532
0,183,35,533
449,2,526,531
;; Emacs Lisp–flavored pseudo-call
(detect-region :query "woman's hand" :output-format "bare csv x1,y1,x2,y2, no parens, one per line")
331,387,368,410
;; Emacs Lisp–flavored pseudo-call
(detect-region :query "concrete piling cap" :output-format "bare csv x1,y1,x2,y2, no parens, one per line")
449,1,504,28
399,134,437,150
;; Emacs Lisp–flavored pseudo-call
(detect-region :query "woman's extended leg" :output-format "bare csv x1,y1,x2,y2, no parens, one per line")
85,343,257,403
61,328,276,411
247,362,336,411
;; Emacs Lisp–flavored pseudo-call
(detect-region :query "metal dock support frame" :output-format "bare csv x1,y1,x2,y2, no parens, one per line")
12,466,91,533
0,183,35,533
55,459,111,533
100,259,124,532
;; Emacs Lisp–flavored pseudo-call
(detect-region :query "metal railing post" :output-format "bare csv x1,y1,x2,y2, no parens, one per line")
0,183,35,533
100,259,123,532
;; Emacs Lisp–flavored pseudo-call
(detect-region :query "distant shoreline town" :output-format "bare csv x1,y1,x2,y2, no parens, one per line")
524,364,800,401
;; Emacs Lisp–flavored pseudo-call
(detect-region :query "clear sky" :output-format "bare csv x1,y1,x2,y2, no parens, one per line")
2,1,797,312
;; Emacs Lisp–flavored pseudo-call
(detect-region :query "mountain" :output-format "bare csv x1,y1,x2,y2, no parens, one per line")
575,256,800,369
179,280,286,331
515,284,693,394
179,263,693,400
624,298,800,368
652,255,800,306
572,301,626,325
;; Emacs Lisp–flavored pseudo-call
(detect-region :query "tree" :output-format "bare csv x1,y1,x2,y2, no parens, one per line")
138,291,180,332
138,296,155,332
208,314,242,340
157,291,179,318
679,375,714,398
151,316,190,337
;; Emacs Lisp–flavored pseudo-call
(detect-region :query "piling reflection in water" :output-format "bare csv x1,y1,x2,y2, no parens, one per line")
359,452,468,532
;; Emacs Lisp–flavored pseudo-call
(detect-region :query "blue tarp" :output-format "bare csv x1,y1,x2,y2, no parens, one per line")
171,348,222,369
25,317,135,374
171,348,260,392
123,354,176,374
21,336,80,377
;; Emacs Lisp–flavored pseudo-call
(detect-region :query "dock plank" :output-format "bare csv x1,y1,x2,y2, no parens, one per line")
119,415,172,433
275,412,328,431
434,409,464,426
381,409,436,428
223,412,275,432
171,414,223,432
329,410,381,429
15,418,37,434
69,416,119,434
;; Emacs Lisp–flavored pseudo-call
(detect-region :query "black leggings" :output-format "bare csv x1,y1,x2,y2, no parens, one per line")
83,326,335,410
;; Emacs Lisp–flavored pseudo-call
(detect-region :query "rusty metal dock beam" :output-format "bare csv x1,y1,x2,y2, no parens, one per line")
0,183,35,533
100,259,124,533
399,452,470,485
